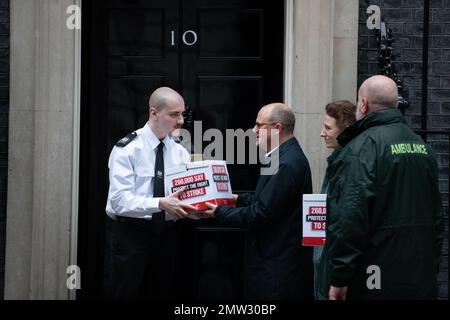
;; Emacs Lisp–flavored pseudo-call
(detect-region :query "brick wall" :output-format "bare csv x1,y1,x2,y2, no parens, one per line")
0,0,8,300
428,0,450,300
359,0,449,299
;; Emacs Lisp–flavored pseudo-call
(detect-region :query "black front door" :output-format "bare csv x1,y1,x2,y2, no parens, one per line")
79,0,284,299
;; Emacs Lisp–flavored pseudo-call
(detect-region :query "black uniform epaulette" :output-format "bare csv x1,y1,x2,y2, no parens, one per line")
115,132,137,147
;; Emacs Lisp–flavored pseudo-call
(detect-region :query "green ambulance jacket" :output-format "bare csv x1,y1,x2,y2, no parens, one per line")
318,108,445,299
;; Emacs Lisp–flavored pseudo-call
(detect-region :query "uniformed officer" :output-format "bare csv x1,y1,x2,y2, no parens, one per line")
105,87,196,299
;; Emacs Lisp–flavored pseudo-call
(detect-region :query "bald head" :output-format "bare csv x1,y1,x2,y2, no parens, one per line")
356,75,399,120
360,75,398,109
263,103,296,134
147,87,185,139
149,87,184,111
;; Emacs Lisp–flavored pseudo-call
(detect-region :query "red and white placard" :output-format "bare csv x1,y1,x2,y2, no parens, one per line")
302,194,327,246
166,160,235,214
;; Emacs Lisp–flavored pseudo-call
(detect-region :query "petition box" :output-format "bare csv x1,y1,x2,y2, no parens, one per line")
166,160,235,212
302,194,327,246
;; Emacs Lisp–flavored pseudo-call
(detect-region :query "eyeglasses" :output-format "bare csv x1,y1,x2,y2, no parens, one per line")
254,122,278,129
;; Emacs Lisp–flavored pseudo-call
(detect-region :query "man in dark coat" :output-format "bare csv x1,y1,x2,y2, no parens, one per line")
318,75,445,300
202,103,314,300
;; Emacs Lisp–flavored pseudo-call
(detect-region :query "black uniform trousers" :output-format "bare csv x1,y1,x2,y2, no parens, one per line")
104,216,177,300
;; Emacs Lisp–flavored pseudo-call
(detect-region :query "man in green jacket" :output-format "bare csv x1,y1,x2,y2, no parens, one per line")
318,75,445,300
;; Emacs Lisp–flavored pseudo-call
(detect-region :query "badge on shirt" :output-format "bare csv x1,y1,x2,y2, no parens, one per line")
157,170,163,178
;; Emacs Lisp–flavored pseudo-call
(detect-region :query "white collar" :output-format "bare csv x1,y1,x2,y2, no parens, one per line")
265,145,280,158
143,122,172,150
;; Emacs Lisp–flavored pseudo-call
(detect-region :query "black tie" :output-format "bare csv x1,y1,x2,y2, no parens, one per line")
154,142,165,197
153,142,165,234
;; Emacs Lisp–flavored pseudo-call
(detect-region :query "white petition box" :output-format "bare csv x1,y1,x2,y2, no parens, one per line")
166,160,235,212
302,194,327,246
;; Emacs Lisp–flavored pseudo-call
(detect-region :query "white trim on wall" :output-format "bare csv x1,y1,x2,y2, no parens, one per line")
69,0,82,301
284,0,294,107
7,0,81,299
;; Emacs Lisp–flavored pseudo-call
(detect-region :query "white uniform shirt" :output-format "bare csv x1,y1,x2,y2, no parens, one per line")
105,123,190,220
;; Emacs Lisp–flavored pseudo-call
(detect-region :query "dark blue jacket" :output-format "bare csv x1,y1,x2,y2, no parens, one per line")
215,137,314,299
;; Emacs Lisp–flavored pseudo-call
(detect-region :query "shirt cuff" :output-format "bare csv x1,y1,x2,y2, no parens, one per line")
147,197,162,213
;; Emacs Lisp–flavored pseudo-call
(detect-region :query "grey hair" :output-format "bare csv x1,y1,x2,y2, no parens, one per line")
267,104,296,133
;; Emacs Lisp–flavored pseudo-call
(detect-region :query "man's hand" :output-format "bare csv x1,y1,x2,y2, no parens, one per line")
328,286,348,300
196,202,217,219
158,187,197,220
